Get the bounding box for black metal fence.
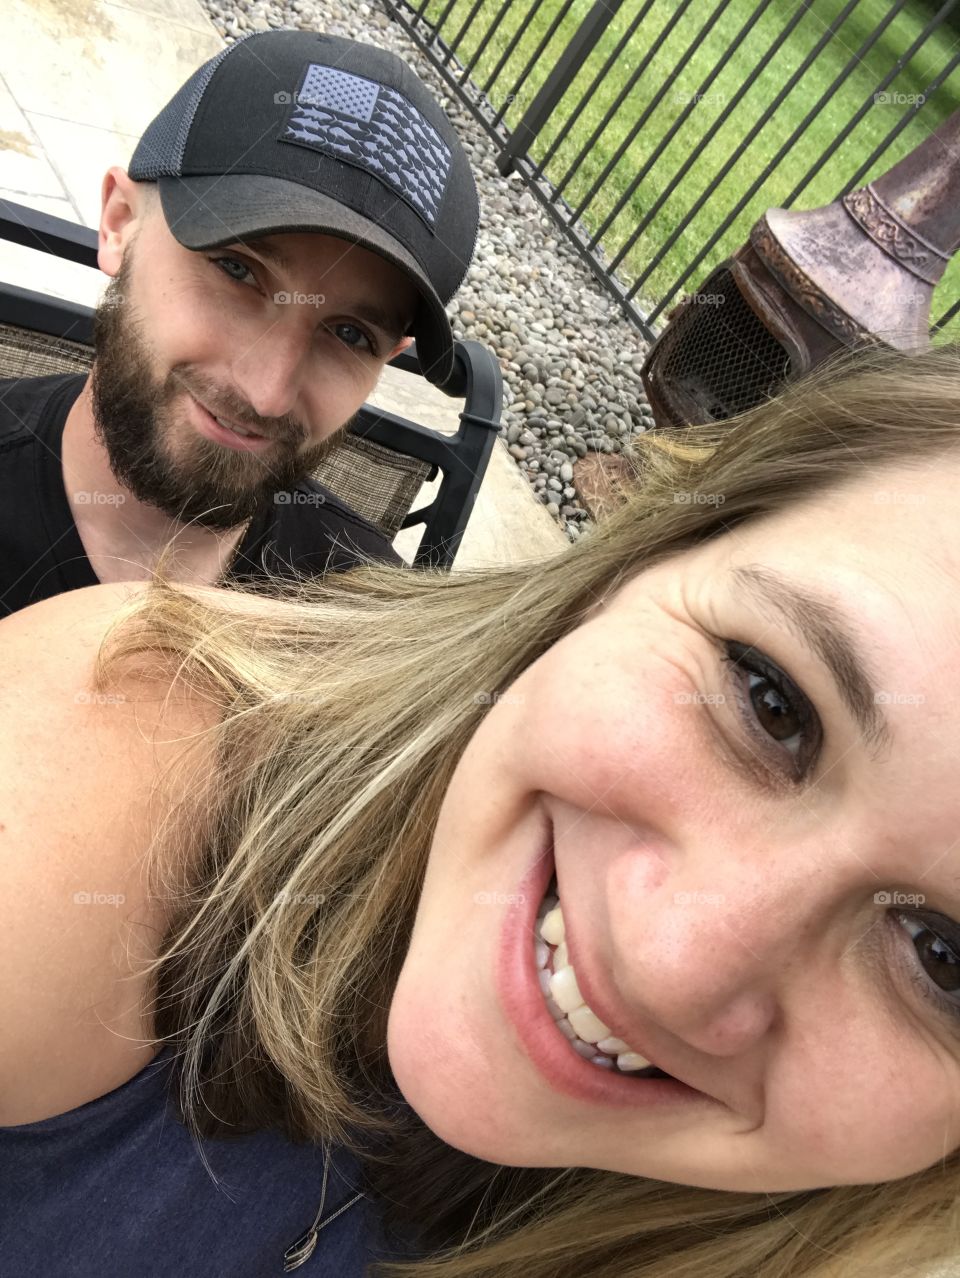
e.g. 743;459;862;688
383;0;960;342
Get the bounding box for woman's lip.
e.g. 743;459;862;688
187;393;274;453
495;817;717;1109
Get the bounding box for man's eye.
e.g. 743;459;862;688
334;323;375;354
211;256;255;286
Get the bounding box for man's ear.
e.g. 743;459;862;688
386;334;415;362
98;167;148;278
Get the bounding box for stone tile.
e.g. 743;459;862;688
23;111;139;229
105;0;221;35
3;0;222;138
366;360;460;438
376;362;567;569
0;75;72;209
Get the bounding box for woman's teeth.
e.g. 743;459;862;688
535;878;666;1077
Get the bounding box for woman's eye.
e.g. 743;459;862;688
719;640;822;781
333;323;375;354
894;912;960;1025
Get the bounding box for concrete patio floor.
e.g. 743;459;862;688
0;0;567;571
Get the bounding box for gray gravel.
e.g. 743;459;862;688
200;0;658;541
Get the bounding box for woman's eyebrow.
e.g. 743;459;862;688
727;564;893;760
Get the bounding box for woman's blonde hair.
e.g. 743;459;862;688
95;340;960;1278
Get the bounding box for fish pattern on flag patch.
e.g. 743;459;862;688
279;64;451;228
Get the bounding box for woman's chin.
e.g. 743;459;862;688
385;965;543;1165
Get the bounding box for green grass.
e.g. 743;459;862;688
420;0;960;341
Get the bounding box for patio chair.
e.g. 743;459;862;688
0;197;502;569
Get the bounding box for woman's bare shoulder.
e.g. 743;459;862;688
0;581;263;1121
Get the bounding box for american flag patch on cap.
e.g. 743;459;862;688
279;63;452;228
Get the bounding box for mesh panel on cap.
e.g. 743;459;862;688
129;32;257;180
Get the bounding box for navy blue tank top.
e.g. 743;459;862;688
0;1047;422;1276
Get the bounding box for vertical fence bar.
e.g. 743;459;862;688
429;0;460;46
480;2;541;95
838;54;960;197
554;0;700;204
627;0;884;312
442;0;486;67
605;0;801;275
591;0;773;258
780;1;960;208
572;0;740;227
932;295;960;333
458;2;516;85
491;0;578;131
495;0;623;174
529;0;656;183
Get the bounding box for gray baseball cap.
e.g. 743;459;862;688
128;29;480;385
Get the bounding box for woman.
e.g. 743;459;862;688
3;341;960;1277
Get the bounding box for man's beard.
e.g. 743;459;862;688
89;253;348;531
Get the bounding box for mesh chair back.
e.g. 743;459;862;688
0;323;95;379
0;320;431;540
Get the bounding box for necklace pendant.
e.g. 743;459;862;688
283;1227;319;1271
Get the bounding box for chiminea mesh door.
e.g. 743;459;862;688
643;265;792;426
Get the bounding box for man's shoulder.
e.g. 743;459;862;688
267;474;405;569
0;371;85;445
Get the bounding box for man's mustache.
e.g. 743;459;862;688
170;369;306;446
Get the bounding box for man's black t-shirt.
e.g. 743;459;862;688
0;373;404;619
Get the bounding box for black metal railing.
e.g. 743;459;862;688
384;0;960;341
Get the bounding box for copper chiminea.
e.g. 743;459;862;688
640;107;960;428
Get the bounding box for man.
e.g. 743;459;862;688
0;29;480;618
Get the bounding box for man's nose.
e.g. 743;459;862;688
229;321;313;423
609;850;832;1059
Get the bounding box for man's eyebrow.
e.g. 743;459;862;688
238;238;294;273
349;301;412;342
727;564;894;760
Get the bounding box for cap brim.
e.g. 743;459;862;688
156;173;455;386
